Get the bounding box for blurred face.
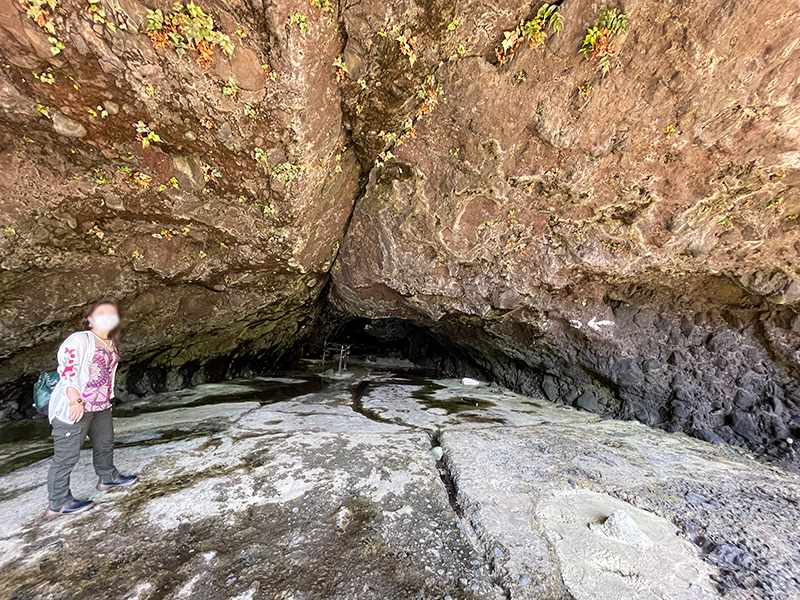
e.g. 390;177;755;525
89;304;120;332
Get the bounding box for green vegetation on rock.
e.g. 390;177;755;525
146;2;234;67
581;6;630;75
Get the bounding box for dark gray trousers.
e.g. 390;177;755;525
47;408;118;510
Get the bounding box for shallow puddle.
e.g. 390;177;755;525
0;375;323;476
113;376;325;417
0;369;502;477
417;395;496;414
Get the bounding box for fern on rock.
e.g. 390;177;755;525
580;6;629;76
496;3;564;65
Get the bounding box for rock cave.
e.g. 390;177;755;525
0;0;798;598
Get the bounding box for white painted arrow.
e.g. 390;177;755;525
587;316;614;332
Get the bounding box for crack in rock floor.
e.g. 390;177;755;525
0;363;798;600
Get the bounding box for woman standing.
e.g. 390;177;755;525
46;300;137;519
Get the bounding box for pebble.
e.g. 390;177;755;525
518;574;532;587
431;446;444;461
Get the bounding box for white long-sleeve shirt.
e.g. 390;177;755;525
49;331;118;424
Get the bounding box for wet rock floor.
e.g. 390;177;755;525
0;361;798;600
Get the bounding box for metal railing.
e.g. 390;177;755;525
321;342;351;374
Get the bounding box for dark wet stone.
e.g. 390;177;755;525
576;391;601;412
734;389;759;410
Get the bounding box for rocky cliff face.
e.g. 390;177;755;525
330;0;800;457
0;0;358;413
0;0;798;458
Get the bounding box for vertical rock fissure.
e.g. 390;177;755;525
429;429;515;599
429;429;464;518
345;380;516;595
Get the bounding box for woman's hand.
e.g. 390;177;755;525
68;401;84;423
66;387;84;422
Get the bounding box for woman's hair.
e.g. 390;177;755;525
80;299;121;346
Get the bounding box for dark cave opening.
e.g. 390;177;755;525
3;308;798;471
314;313;799;468
311;316;486;380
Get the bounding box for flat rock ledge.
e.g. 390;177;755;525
1;372;798;600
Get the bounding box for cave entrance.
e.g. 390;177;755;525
308;317;478;378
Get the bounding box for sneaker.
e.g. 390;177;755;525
45;499;95;520
96;473;138;491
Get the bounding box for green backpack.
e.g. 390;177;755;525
33;371;59;411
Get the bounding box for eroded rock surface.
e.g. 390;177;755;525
1;368;798;599
0;0;798;465
0;0;358;416
331;0;800;456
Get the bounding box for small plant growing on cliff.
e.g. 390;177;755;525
20;0;57;34
86;225;105;240
202;164;221;181
578;81;593;100
89;168;110;184
766;196;783;209
88;0;116;32
158;177;179;191
33;70;55;84
581;6;629;76
602;239;627;253
523;3;563;49
134;121;163;148
396;33;417;66
333;54;348;81
375;150;394;167
146;2;234;67
222;78;239;98
310;0;333;13
290;12;308;36
395;121;417;146
272;162;306;183
496;3;563;64
415;75;442;118
87;105;108;118
49;36;64;54
253;146;268;163
133;172;152;187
